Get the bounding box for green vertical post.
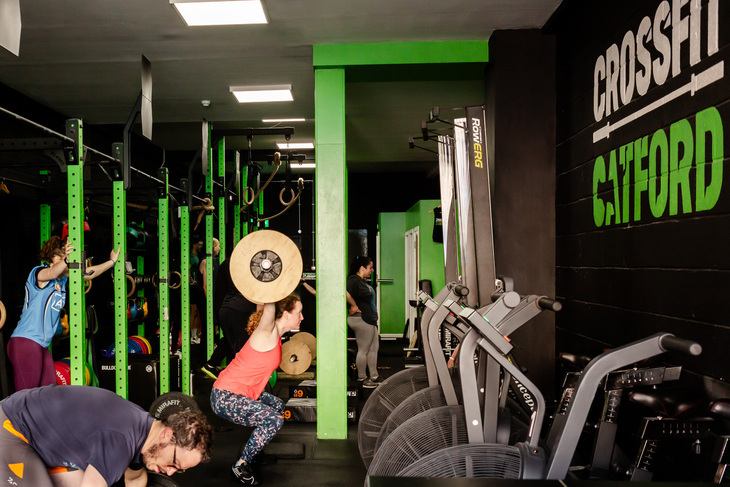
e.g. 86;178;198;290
314;68;348;438
218;138;226;261
65;119;86;386
111;143;129;398
240;166;249;239
205;125;214;358
180;179;191;395
39;170;52;244
40;175;51;353
233;151;242;245
157;168;171;394
258;188;265;228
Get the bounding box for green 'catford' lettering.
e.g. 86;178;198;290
634;136;649;221
607;150;620;225
695;106;723;211
669;118;693;216
648;128;669;218
592;106;724;228
593;155;606;227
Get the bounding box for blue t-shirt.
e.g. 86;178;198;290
11;265;68;348
1;385;153;485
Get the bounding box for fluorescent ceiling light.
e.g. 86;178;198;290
277;142;314;149
230;85;292;103
292;163;316;169
171;0;268;26
263;118;305;123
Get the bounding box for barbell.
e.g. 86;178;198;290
229;229;303;305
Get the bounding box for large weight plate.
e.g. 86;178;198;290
230;230;303;304
148;392;200;420
290;331;316;359
279;340;312;375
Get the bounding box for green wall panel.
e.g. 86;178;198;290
314;41;489;67
378;213;406;335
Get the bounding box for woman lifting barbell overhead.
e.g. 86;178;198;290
7;236;120;391
210;292;303;486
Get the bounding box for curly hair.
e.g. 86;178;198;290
246;292;301;335
163;409;214;462
39;236;65;264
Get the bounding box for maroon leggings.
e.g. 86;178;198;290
7;337;56;391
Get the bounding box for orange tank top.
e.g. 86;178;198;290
213;339;281;400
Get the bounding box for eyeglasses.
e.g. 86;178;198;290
171;442;186;474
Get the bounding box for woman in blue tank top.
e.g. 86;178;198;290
7;236;119;391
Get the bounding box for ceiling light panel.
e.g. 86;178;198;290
171;0;268;26
277;142;314;149
263;118;305;123
230;85;293;103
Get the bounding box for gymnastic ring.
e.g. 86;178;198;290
243;186;256;206
84;279;92;295
152;272;158;288
169;271;182;290
0;299;6;330
279;187;296;206
126;274;136;298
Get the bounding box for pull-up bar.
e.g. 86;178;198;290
0;105;120;164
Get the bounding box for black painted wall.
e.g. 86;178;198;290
485;30;557;399
550;0;730;393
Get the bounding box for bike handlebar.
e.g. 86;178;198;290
490;292;562;312
537;297;562;312
448;283;469;296
659;335;702;356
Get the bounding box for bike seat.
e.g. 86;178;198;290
558;352;592;370
709;400;730;420
628;389;705;418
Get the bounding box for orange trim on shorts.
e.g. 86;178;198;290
47;466;73;474
3;419;29;444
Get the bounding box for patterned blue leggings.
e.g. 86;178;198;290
211;387;285;465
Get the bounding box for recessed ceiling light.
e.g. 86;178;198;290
277;142;314;149
171;0;268;26
262;118;305;123
230;85;293;103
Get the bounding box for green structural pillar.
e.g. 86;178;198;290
310;41;490;439
157;168;171;394
180;179;191;395
65;119;87;386
314;67;348;439
111;143;129;398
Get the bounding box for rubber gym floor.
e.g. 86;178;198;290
172;339;405;487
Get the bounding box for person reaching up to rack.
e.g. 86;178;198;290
210;293;303;486
7;235;119;391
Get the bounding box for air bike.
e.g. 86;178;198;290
367;289;561;478
358;282;470;466
385;331;701;480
